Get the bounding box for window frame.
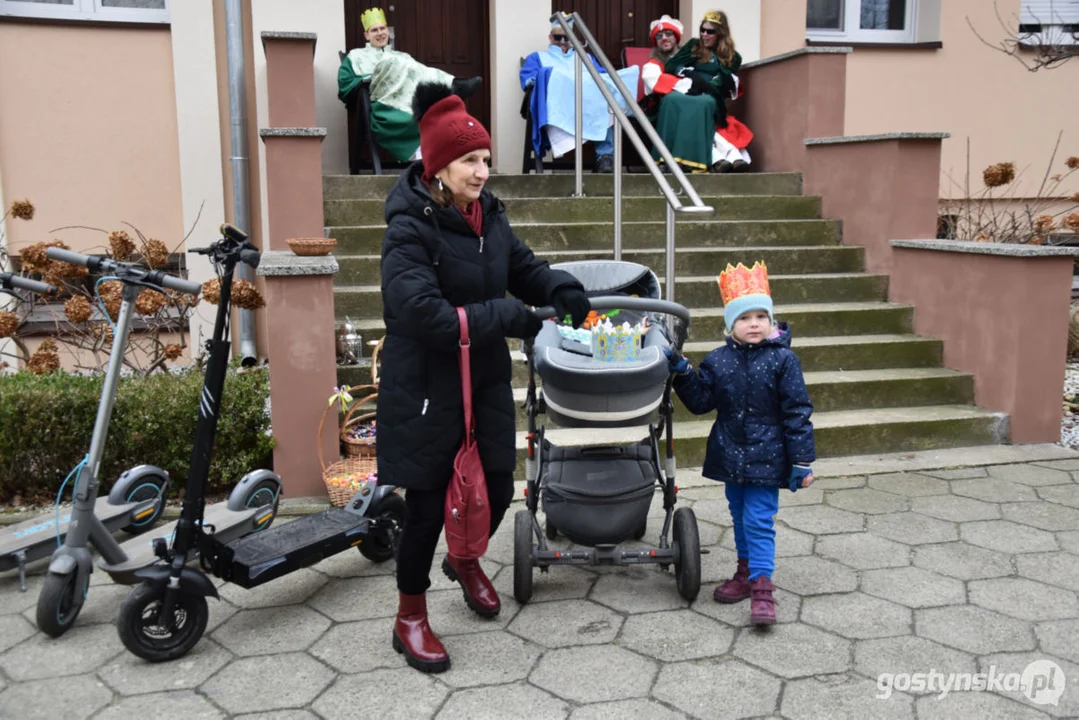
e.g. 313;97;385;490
0;0;169;25
806;0;918;44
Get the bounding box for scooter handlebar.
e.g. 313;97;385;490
1;273;56;295
45;247;200;296
46;246;99;269
147;270;202;297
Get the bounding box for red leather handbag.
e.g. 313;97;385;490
444;307;491;560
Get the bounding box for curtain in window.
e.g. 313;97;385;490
807;0;843;30
860;0;906;30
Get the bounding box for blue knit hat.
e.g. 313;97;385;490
724;293;773;334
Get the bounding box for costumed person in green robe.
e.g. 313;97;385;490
337;7;483;162
643;10;753;173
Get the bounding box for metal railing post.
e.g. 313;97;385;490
574;49;583;197
613;113;622;261
665;204;676;304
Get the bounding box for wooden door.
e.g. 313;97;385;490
344;0;490;129
554;0;678;67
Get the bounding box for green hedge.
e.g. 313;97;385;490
0;366;274;503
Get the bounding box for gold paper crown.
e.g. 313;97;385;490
701;9;727;26
361;7;387;31
717;261;770;306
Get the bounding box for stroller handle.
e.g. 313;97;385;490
534;295;691;329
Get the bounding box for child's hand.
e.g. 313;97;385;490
788;465;814;492
662;347;690;375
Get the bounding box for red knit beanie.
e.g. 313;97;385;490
413;82;491;182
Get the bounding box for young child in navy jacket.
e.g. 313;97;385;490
665;261;815;625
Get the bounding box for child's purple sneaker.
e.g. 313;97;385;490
713;557;751;603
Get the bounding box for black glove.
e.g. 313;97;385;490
687;73;712;97
501;300;545;339
551;286;590;329
522;309;544;338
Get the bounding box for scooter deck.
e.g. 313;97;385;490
0;497;147;572
218;509;369;589
98;501;274;582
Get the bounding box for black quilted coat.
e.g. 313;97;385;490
376;163;582;491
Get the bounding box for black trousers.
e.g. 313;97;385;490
395;471;515;595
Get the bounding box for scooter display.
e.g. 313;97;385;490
30;246;279;638
116;224;404;663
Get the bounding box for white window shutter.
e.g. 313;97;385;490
1021;0;1079;25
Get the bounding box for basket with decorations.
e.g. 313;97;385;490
337;384;378;458
319;385;378;506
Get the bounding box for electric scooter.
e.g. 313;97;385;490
32;245;280;637
0;273;171;599
116;224;403;663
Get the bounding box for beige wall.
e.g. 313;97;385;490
760;0;808;57
0;23;184;254
490;1;552;171
680;0;762;62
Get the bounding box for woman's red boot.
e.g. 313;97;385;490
392;592;450;673
713;557;751;603
442;555;501;617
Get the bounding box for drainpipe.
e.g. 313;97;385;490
225;0;258;366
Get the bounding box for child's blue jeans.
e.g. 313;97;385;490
725;482;780;580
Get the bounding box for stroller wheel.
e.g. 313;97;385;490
545;517;557;541
513;510;534;604
673;507;701;601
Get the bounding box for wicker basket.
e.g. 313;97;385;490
319;388;377;507
341;385;378;458
287;237;337;257
370;336;384;384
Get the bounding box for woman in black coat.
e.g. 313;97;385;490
378;82;589;673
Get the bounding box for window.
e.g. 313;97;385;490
1020;0;1079;46
807;0;916;43
0;0;168;24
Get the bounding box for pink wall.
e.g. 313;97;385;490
0;23;183;253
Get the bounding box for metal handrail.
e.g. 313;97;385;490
550;11;714;305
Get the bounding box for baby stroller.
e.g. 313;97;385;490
514;260;701;603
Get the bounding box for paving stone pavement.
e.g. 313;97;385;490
2;454;1079;719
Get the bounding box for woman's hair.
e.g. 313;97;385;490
695;11;736;67
428;176;456;208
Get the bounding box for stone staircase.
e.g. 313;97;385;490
325;173;1008;472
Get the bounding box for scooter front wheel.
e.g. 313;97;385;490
358;492;405;563
117;582;208;662
36;571;87;638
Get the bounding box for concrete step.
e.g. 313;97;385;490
512;405;1009;475
333;273;887;318
509;367;974;424
334;245;864;285
323;195;822;226
322;172;804;201
328;218;841;255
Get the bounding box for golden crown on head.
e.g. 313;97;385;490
717;261;770;305
701;9;727;26
362;7;387;31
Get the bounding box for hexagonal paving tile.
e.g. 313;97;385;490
781;673;915;720
1059;530;1079;554
779;505;864;535
921;467;987;480
773;556;858;596
1035;619;1079;664
0;623;122;681
816;475;868;490
589;566;690;614
978;651;1078;718
507;599;622;648
988;463;1073;486
1000;501;1079;532
217;568;327;609
1035;459;1079;471
969;577;1079;621
692;586;802;626
690;498;739;524
732;623;851;678
866;512;958;545
778;486;825;507
914;691;1050;720
960;520;1058;554
569;698;688;720
868;472;951;497
492;563;596;602
438;631;541;688
653;658;781;720
861;567;966;608
815;532;911;570
951;478;1038;503
307;575;399;622
0;574;45;616
439;682;570;720
68;583;131;626
92;690;224;720
424;587;517;636
854;636;977;688
0;614;35;654
0;673;112;720
912;542;1014;580
1016;551;1079;593
200;652;335;715
98;637;231;695
1037;483;1079;508
909;495;1000;522
827;488;910;515
531;645;657;704
205;596;240;634
313;548;397;578
914;605;1035;655
619;609;733;661
211;604;330;656
802;592;912;639
313;668;448;720
308;618;406;674
699;545;742;585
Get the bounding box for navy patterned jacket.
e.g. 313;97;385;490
673;323;816;487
